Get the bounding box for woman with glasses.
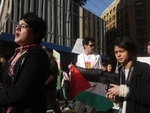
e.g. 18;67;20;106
106;36;150;113
0;12;49;113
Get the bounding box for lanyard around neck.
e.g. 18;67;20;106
120;66;134;85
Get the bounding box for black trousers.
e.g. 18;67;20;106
45;89;62;113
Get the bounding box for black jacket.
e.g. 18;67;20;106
0;46;49;113
118;61;150;113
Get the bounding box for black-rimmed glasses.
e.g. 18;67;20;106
15;24;30;29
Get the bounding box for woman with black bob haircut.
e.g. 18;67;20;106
114;36;138;60
20;12;47;44
106;36;150;113
0;12;50;113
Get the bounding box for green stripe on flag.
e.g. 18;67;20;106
74;91;113;111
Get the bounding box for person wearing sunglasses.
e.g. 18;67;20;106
74;37;103;113
0;12;50;113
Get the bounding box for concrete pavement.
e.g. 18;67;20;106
46;99;112;113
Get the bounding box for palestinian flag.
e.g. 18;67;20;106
69;65;117;111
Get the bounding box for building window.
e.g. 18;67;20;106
121;25;124;31
106;27;108;31
125;21;129;29
124;4;128;12
119;8;124;15
113;22;115;27
109;25;112;29
109;18;111;23
110;10;112;14
120;16;124;22
107;13;109;17
104;16;106;19
135;9;146;17
136;28;147;35
125;13;128;21
136;19;146;26
106;20;108;25
113;7;116;12
125;30;129;36
112;15;115;20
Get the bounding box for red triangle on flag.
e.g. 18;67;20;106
69;66;91;99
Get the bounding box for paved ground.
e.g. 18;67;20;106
47;99;74;113
47;109;75;113
46;99;113;113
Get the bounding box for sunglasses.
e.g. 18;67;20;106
88;44;94;47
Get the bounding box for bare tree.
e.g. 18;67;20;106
73;0;87;6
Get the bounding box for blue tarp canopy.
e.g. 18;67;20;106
0;32;72;53
0;32;108;63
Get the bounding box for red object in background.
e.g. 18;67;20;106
69;65;91;99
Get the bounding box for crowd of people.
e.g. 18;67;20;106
0;12;150;113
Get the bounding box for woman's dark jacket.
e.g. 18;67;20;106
118;61;150;113
0;46;50;113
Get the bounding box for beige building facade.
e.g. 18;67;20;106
101;0;120;56
101;0;150;56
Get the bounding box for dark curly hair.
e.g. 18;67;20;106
82;37;95;47
144;42;150;56
114;36;138;59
